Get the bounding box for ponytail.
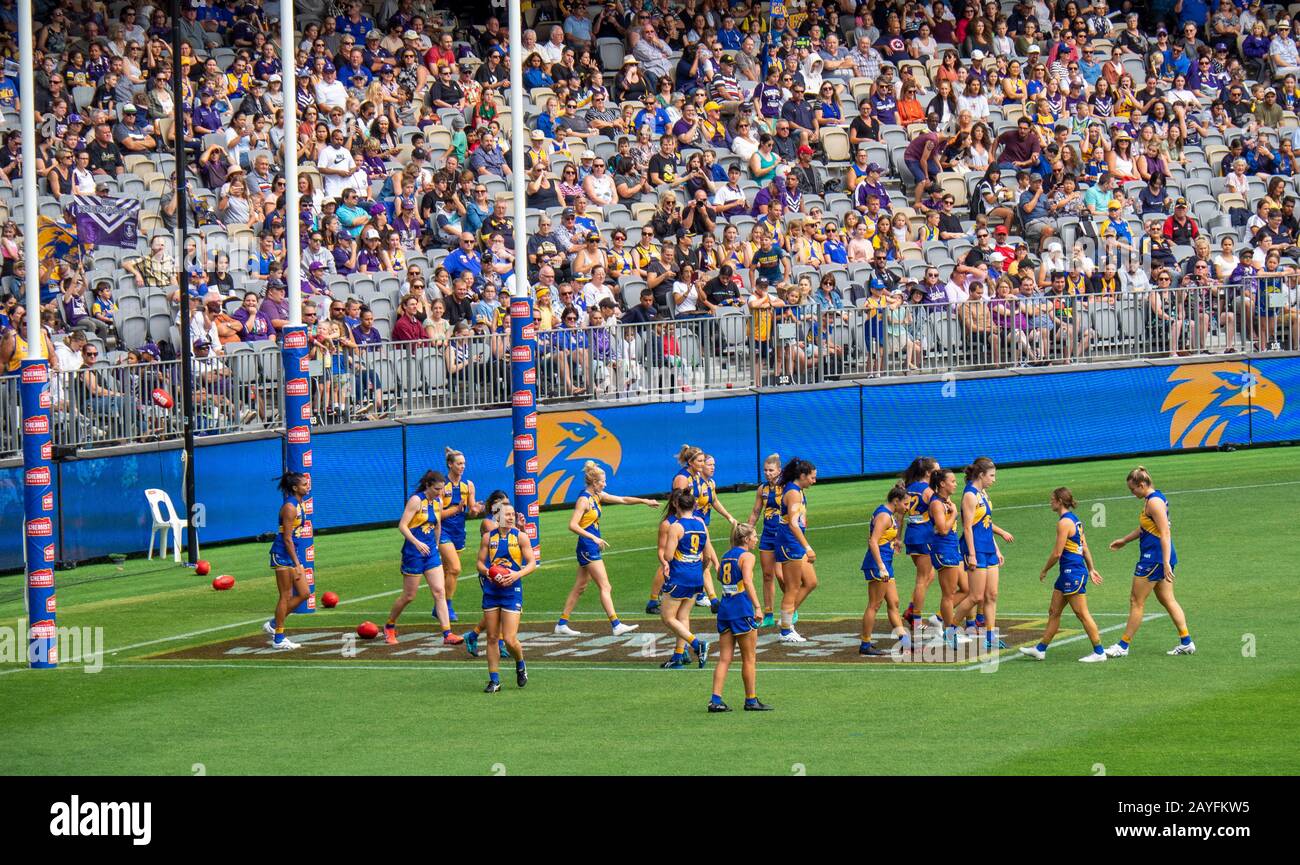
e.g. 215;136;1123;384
583;460;604;487
902;456;938;485
415;469;446;494
276;471;306;497
1126;465;1152;487
730;522;757;548
1053;486;1077;510
677;444;703;467
780;457;815;486
666;487;696;517
929;467;952;490
964;456;995;484
444;446;464;467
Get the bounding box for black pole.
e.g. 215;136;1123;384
170;0;198;565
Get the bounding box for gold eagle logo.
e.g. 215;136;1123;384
1162;363;1284;449
508;411;623;505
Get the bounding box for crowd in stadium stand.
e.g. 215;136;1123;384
2;0;1300;443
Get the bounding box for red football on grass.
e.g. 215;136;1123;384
195;560;211;576
357;621;379;639
321;591;339;608
488;564;512;587
152;388;174;409
211;575;235;590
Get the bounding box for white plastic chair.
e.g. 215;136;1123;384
145;489;198;563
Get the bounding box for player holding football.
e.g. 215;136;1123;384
1020;487;1107;662
709;522;772;712
1104;466;1196;658
461;489;509;658
477;499;537;692
555;461;657;637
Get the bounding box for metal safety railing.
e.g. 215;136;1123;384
1;282;1296;457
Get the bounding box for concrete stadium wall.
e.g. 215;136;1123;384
2;356;1297;571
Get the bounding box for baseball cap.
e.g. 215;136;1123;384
308;261;325;271
1027;44;1041;53
1175;197;1188;207
580;149;596;159
704;101;722;112
192;338;211;350
122;103;136;112
530;129;545;140
322;62;336;73
369;203;386;215
994;225;1008;236
269;73;281;82
721;53;734;63
797;144;814;155
866;162;883;173
1108;200;1122;210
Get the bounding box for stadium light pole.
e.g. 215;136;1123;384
18;0;57;667
508;0;540;556
170;0;198;566
278;1;317;613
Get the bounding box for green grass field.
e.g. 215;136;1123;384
2;447;1298;776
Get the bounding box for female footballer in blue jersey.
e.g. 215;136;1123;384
1105;466;1195;657
859;484;912;657
1020;487;1107;662
387;470;464;647
435;447;480;623
951;458;1015;650
263;472;312;650
694;454;739;607
928;468;973;648
648;445;708;614
657;488;716;669
775;457;818;643
900;457;940;629
477;499;538;692
555;461;657;637
709;523;772;712
747;453;784;628
461;489;509;657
